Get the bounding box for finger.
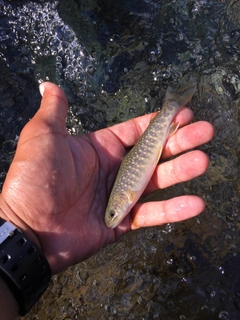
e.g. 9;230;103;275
108;107;194;148
131;195;205;229
145;150;209;193
162;121;214;159
21;82;69;141
38;82;69;132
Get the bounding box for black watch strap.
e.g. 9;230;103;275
0;217;51;316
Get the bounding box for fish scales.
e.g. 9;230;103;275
105;84;196;228
110;106;176;193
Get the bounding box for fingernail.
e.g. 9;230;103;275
39;83;45;97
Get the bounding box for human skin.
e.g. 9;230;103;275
0;82;214;276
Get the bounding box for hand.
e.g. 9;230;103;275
0;82;214;274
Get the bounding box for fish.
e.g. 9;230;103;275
104;84;196;229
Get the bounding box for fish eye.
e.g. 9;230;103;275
109;210;116;219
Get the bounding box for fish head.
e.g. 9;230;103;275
105;192;132;229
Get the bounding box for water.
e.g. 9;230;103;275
0;0;240;319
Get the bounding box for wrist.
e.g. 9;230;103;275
0;216;52;316
0;197;41;251
0;276;18;320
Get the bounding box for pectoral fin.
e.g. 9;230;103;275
169;122;180;137
126;190;137;202
156;145;163;163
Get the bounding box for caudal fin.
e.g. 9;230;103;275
164;83;196;107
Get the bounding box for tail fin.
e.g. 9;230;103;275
164;84;196;107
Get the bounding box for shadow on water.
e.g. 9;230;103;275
0;0;240;319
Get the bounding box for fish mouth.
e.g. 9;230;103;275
109;222;118;229
105;218;120;229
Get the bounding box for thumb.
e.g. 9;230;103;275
21;82;69;141
38;82;68;123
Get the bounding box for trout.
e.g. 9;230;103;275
105;84;196;228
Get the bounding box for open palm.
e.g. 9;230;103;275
0;82;214;274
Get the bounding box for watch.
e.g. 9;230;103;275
0;217;52;316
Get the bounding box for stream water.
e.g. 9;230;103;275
0;0;240;319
